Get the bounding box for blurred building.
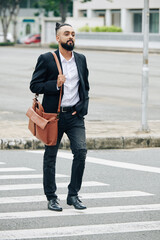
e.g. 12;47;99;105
0;0;71;43
0;7;43;43
17;8;42;40
73;0;160;33
0;0;159;44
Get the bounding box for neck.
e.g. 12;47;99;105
59;45;72;60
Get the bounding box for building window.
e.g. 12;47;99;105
26;23;31;35
149;9;159;33
93;10;105;18
111;10;121;27
79;10;87;17
130;10;142;33
133;13;142;32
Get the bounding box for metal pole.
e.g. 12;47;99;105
141;0;149;132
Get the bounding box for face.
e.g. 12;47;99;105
56;25;75;51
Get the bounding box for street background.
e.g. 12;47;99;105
0;30;160;240
1;0;160;239
0;46;160;144
0;46;160;122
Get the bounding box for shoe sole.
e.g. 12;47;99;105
48;206;63;211
67;200;87;210
67;200;72;206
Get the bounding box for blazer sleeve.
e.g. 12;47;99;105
30;54;59;95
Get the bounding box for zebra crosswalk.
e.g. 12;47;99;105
0;150;160;240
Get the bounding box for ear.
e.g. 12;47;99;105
56;35;60;42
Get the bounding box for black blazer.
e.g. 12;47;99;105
30;50;89;117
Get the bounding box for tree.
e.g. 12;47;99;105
34;0;72;22
36;0;112;23
34;0;93;23
12;2;20;42
0;0;21;42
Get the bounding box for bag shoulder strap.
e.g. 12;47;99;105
52;52;62;114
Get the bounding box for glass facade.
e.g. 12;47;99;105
133;13;142;33
129;8;160;34
93;10;106;18
149;9;159;33
79;10;87;17
111;10;121;27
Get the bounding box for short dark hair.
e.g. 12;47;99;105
55;22;72;35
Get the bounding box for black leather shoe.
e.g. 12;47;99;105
48;199;63;211
67;195;87;210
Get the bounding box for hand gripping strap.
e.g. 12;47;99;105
52;52;63;114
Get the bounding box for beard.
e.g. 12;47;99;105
61;40;74;51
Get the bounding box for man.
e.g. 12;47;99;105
30;22;89;211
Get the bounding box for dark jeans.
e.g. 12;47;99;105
43;111;87;201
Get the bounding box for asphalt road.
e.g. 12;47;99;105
0;148;160;240
0;46;160;122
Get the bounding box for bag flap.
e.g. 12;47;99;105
26;107;48;130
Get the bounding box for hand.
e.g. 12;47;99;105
57;74;66;88
72;111;77;115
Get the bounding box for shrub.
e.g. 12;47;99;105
78;25;122;32
78;26;91;32
49;43;59;49
0;42;15;46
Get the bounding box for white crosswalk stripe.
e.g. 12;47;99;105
0;191;153;204
0;167;35;172
0;162;5;164
0;181;108;191
27;150;160;174
0;174;68;180
1;221;160;240
0;204;160;220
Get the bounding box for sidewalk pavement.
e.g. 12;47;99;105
1;120;160;150
75;39;160;53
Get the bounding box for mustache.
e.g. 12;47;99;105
67;40;74;44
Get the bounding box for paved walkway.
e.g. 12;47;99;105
2;41;160;149
75;39;160;53
1;120;160;150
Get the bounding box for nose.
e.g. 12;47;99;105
69;34;73;39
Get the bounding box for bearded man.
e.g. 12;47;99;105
30;22;89;211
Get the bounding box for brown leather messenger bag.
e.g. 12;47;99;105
26;52;62;146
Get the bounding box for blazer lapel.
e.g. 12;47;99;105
74;52;85;93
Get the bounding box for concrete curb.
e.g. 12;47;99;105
75;45;160;54
13;44;160;54
1;136;160;150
